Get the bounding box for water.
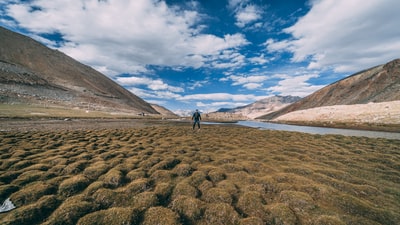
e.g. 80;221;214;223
235;121;400;140
0;198;16;213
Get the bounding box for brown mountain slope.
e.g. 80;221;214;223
0;26;158;114
150;104;179;118
258;58;400;120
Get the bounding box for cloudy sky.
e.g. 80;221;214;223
1;0;399;115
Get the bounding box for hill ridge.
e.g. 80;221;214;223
258;58;400;120
0;26;158;114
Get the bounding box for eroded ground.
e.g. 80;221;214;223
0;122;399;224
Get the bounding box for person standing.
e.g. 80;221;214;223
192;109;201;130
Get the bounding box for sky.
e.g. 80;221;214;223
1;0;400;115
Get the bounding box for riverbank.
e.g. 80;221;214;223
272;101;400;133
236;121;400;140
1;121;399;224
269;120;400;133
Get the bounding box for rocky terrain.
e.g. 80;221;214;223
257;59;400;127
215;95;301;119
151;104;179;119
0;26;160;115
274;101;400;124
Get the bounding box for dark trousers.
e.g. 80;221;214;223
193;120;200;129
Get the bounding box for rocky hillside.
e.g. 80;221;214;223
216;95;301;119
0;26;158;115
151;104;179;118
258;59;400;120
274;101;400;128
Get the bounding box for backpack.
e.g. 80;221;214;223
193;112;200;120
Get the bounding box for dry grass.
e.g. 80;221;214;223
0;123;399;224
0;103;162;119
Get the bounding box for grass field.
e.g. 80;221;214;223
0;122;399;224
0;104;161;119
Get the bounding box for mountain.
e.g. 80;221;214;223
0;26;158;115
151;104;179;118
258;59;400;120
217;95;301;119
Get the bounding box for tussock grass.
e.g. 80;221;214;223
76;207;140;225
101;169;125;188
82;161;109;180
142;206;180;225
43;195;96;225
237;191;267;219
91;188;128;209
0;184;19;202
265;203;298;225
0;195;59;225
0;124;399;224
62;160;87;175
58;174;90;197
126;169;146;181
202;203;240;225
150;169;174;183
171;181;199;200
202;187;232;204
239;217;264;225
124;178;152;195
10;182;56;206
12;170;49;186
130;191;159;211
170;195;205;223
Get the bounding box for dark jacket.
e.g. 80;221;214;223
192;111;201;121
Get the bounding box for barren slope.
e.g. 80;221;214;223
0;26;158;114
274;100;400;125
259;59;400;120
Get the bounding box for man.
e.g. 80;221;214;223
192;109;201;130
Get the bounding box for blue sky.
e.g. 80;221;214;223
1;0;399;115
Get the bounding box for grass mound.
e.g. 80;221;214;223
58;175;90;197
0;124;399;224
202;203;240;225
77;207;139;225
142;206;180;225
170;195;205;223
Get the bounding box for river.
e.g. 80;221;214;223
234;121;400;140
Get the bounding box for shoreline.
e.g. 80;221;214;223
264;120;400;133
1;117;399;134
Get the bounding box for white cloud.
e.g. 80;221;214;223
117;76;183;93
188;80;208;90
227;0;262;28
228;0;249;9
243;83;262;89
191;33;249;55
234;5;262;28
224;74;269;90
127;87;182;100
179;93;265;102
267;73;325;97
195;101;249;112
265;0;400;73
4;0;250;75
249;53;269;65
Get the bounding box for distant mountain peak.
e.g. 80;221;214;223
215;95;301;119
